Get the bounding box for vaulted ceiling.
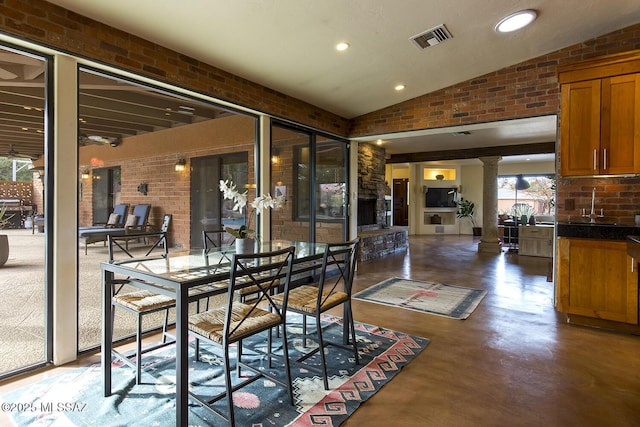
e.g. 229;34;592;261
1;1;640;162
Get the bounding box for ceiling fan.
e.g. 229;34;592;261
4;144;37;160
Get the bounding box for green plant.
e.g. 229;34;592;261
456;197;478;228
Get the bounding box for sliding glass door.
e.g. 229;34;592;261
271;122;349;243
0;45;50;378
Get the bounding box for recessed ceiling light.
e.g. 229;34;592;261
376;139;384;145
336;42;350;51
395;84;406;91
495;9;537;33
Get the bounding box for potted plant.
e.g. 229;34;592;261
0;204;14;267
219;180;286;253
457;197;481;236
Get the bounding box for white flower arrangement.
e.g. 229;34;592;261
219;180;285;239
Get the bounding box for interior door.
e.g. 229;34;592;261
393;178;409;226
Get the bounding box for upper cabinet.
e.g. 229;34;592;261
558;50;640;176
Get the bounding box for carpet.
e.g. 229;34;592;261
354;277;487;319
0;314;428;426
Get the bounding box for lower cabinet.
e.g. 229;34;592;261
519;225;554;257
556;237;639;324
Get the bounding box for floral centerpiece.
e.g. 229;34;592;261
219;180;285;242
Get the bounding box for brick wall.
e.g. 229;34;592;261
350;24;640;137
0;0;349;137
350;24;640;224
4;1;640;229
555;177;640;224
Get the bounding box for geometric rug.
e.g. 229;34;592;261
354;277;487;320
0;314;429;426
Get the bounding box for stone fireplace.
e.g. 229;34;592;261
357;143;388;229
357;198;377;226
357;143;408;261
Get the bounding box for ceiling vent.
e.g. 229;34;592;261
410;24;452;50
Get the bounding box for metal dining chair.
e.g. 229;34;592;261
271;238;360;390
107;231;175;384
188;246;296;426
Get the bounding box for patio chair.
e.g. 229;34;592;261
79;204;152;254
271;238;360;390
107;231;175;384
188;246;296;426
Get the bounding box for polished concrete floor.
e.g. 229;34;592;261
1;235;639;426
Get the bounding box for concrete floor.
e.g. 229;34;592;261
1;234;640;426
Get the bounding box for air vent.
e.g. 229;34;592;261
410;24;452;50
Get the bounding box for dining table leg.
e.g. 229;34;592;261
102;268;113;397
176;285;189;425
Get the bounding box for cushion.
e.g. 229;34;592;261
106;213;120;225
124;214;139;227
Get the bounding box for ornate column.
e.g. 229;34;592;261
478;156;502;253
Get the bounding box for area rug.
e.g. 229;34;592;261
354;277;487;319
0;314;428;426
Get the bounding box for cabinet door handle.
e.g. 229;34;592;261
603;148;607;170
593;149;597;171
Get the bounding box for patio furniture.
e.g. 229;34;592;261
79;204;151;254
107;231;175;384
188;246;296;426
271;238;360;390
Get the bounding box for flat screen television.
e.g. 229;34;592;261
425;187;457;208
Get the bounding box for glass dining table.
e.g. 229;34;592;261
101;240;329;426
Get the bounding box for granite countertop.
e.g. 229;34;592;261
557;221;640;241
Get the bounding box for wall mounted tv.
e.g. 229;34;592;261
425;187;458;208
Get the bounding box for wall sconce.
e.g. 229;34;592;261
81;169;90;179
271;147;280;165
175;158;187;172
137;183;148;196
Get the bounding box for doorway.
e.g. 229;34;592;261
91;167;120;224
393;178;409;226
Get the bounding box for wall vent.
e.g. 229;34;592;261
410;24;452;50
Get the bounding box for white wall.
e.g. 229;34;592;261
458;164;483;235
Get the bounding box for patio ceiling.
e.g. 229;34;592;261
0;51;230;161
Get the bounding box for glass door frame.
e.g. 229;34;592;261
0;42;54;380
270;120;350;243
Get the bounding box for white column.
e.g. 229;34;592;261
478;156;502;254
53;54;78;364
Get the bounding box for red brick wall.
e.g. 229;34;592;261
0;0;349;137
349;24;640;224
350;24;640;137
4;1;640;226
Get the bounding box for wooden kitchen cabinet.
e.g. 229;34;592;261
558;51;640;176
556;237;638;324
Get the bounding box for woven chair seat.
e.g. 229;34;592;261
272;285;348;314
113;289;175;312
189;303;281;344
236;277;280;296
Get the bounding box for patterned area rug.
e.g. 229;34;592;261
354;277;487;319
1;314;428;426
